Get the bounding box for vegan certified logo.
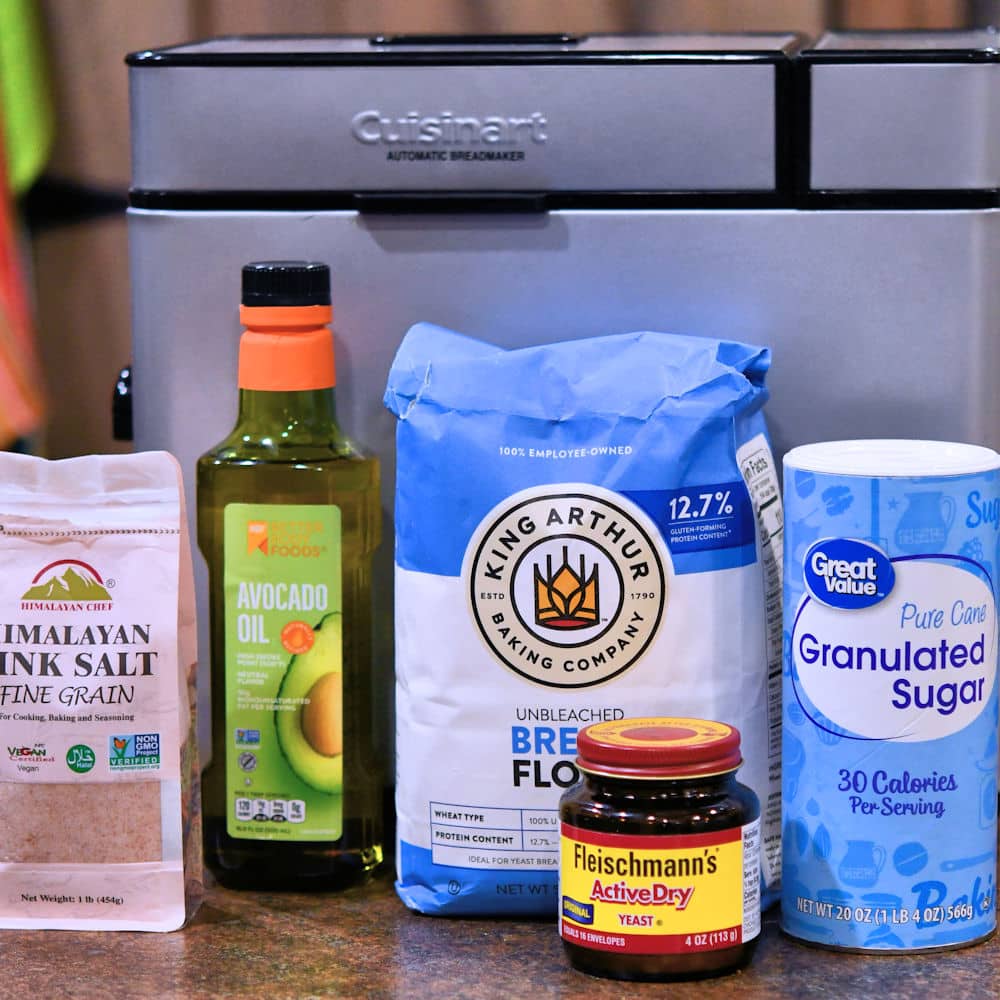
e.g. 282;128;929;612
8;743;53;764
20;559;112;612
466;486;668;689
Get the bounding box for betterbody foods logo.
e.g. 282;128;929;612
20;560;112;612
466;487;668;688
247;520;327;559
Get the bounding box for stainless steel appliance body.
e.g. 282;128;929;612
128;31;1000;756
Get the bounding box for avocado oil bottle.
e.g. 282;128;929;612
197;261;382;889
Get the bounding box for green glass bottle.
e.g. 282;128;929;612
197;261;382;889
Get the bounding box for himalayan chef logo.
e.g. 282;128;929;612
20;559;112;611
466;486;668;689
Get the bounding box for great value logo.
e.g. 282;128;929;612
466;486;668;688
803;538;895;610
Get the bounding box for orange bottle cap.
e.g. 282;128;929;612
238;304;336;391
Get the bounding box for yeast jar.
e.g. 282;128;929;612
558;717;761;981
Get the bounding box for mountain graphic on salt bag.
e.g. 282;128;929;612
22;564;110;601
385;323;784;917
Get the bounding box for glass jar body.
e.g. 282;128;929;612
559;770;760;981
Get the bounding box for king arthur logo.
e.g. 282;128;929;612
465;485;669;689
535;547;599;630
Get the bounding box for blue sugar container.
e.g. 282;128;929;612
782;440;999;951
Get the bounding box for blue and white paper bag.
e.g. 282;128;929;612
386;324;783;915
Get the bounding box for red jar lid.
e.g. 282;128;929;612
576;717;742;779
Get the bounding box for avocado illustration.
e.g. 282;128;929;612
274;612;343;794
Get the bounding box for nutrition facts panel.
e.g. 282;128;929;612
429;802;560;870
737;433;785;891
737;434;784;761
234;797;306;823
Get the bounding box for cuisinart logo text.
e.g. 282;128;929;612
351;109;548;146
466;487;667;689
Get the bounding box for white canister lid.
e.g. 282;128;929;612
783;439;1000;477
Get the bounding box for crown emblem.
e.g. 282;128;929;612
534;547;599;630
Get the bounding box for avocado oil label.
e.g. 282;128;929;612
559;822;761;954
223;503;343;841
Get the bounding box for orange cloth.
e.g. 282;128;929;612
0;128;45;443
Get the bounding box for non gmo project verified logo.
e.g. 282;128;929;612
109;733;160;770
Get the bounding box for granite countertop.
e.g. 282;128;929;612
6;867;1000;999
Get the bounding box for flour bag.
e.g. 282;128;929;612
385;324;783;915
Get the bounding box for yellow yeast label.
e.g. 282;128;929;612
559;821;761;954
